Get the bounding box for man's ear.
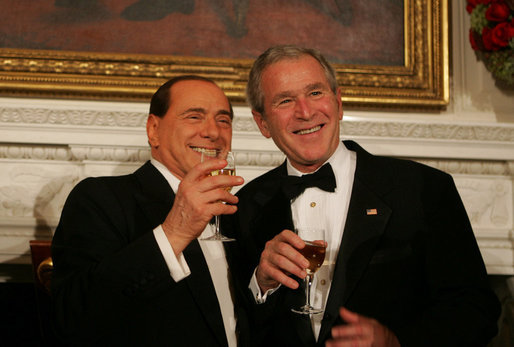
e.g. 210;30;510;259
336;87;343;121
252;111;272;138
146;114;160;147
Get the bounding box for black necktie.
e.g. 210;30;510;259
282;163;336;200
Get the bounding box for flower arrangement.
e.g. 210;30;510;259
467;0;514;86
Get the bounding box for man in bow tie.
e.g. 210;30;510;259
225;45;500;346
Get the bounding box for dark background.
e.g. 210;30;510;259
0;264;512;346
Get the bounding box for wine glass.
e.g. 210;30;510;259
200;149;236;242
291;227;327;315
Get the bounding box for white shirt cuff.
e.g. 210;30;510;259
153;225;191;282
248;267;280;304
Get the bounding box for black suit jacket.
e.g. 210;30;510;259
227;141;500;347
52;161;248;346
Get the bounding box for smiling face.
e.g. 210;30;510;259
252;55;343;173
147;79;232;180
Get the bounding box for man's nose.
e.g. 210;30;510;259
294;97;313;120
200;116;220;139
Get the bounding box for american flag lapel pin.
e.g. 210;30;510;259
366;208;378;215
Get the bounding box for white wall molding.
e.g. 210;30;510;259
1;142;512;176
2;103;514;142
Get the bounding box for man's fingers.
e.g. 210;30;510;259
196;158;229;177
256;230;311;290
257;262;300;290
327;308;400;347
265;232;310;273
339;307;361;324
190;173;244;194
210;199;238;216
277;229;305;250
194;187;239;206
167;158;241;238
325;335;372;347
330;308;370;340
185;158;242;183
262;246;307;281
331;321;373;339
188;161;244;198
207;175;244;195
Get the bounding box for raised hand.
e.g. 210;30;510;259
255;229;310;292
326;308;400;347
161;158;243;254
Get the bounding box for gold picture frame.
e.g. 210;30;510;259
0;0;448;109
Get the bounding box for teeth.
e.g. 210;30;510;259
191;147;217;155
296;125;321;135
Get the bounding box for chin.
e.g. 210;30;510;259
302;149;329;161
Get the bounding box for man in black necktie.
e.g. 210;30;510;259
225;45;500;346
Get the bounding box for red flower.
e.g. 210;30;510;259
467;0;509;13
485;2;511;22
491;22;512;47
482;27;502;50
467;0;480;13
469;2;514;52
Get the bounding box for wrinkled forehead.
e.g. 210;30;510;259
261;56;330;94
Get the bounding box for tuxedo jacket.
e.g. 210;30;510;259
226;141;500;347
51;161;249;346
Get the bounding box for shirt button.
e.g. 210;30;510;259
310;202;316;207
320;279;326;285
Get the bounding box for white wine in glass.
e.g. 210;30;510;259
292;228;326;315
200;150;236;242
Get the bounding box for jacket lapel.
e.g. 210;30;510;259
318;177;391;342
134;161;175;228
248;163;295;255
318;141;393;343
134;161;228;346
184;240;228;347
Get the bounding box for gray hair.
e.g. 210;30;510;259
246;45;338;115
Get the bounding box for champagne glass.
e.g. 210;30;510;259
200;150;236;242
292;228;327;315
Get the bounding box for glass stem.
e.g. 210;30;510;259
305;274;313;309
215;215;220;236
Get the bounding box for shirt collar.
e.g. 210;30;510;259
286;141;350;180
150;157;181;193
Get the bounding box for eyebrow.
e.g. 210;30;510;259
180;107;232;118
180;107;206;116
305;82;327;92
217;109;232;117
270;82;328;105
271;91;293;106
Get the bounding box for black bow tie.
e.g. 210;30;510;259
282;163;336;200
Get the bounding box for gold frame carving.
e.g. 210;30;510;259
0;0;448;109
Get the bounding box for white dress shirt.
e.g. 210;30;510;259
250;141;356;340
150;158;237;347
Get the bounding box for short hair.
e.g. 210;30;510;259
246;45;338;115
150;75;233;119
